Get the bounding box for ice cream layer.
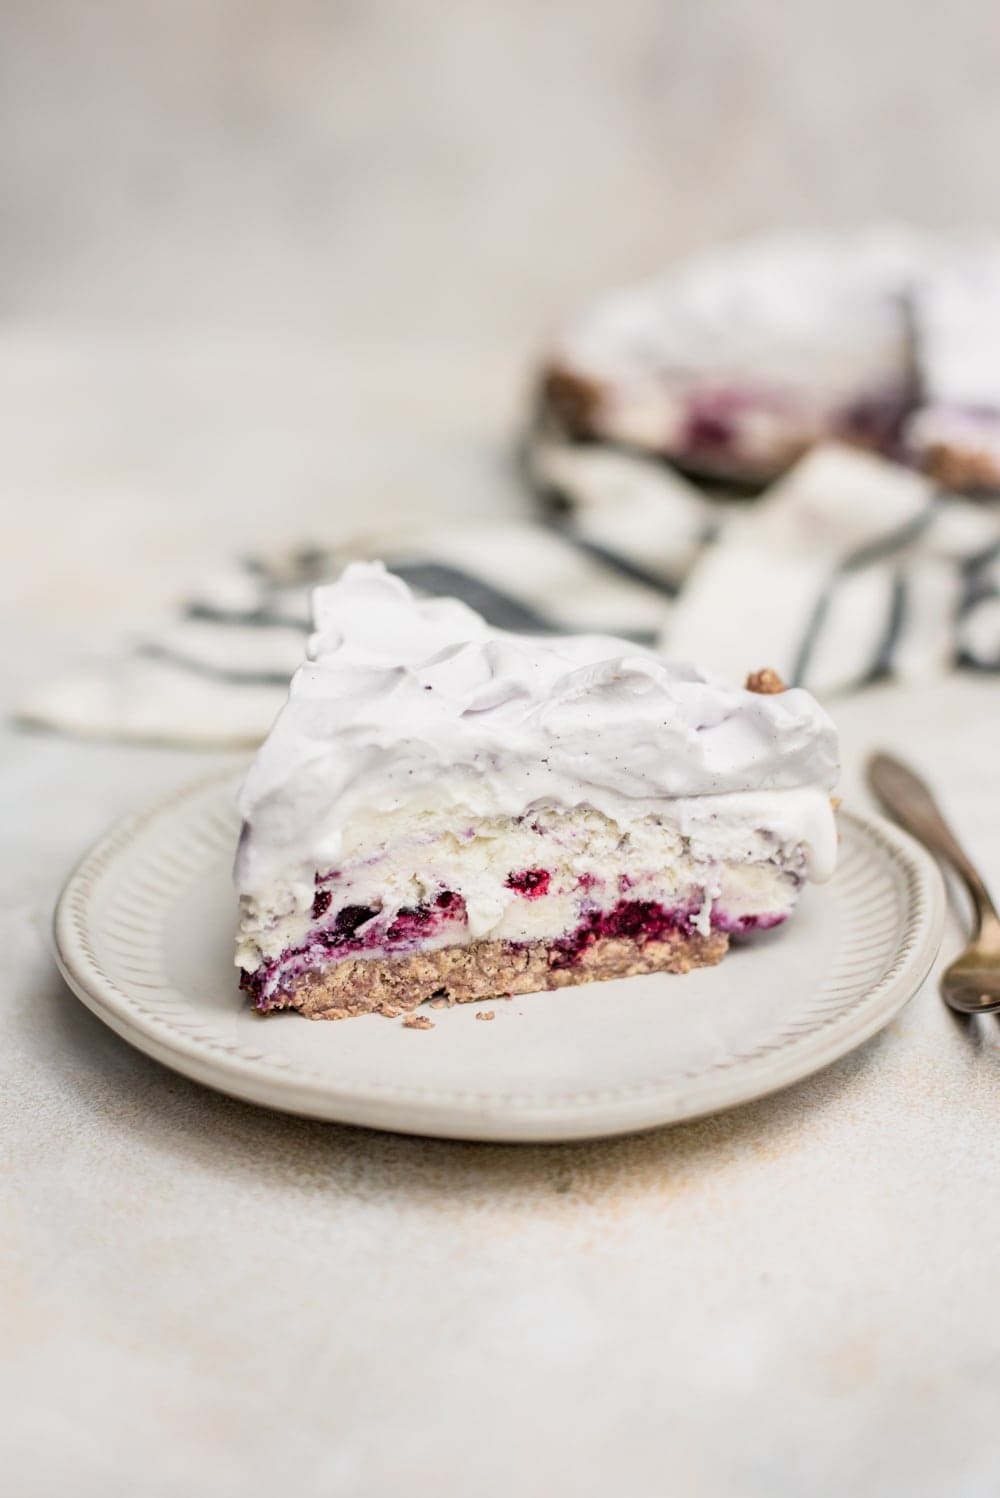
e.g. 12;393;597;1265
237;796;828;1003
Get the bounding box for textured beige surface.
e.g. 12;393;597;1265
3;333;1000;1494
6;680;1000;1498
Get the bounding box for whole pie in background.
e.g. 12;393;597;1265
532;228;1000;494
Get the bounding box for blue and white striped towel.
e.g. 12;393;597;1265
19;443;1000;746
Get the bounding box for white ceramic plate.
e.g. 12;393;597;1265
53;770;944;1142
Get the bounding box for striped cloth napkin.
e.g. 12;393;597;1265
19;443;1000;747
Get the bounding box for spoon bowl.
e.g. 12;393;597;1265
940;932;1000;1015
868;751;1000;1018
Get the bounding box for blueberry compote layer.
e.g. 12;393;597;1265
241;871;792;1011
548;898;784;968
241;890;467;1008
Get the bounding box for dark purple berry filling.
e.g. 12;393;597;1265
685;408;735;453
242;888;790;1010
839;385;914;457
243;891;467;1008
681;388;774;458
550;898;698;968
330;904;378;941
506;868;551;898
703;910;787;935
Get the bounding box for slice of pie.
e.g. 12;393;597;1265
536;229;919;486
235;564;839;1019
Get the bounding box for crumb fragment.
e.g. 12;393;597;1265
428;997;451;1009
830;796;842;811
402;1014;434;1030
745;667;786;695
380;1005;404;1018
476;1010;496;1022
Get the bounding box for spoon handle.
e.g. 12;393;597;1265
867;751;1000;939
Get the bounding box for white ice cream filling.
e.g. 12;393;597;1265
237;791;833;975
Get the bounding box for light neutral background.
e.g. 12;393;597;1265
7;0;1000;633
3;0;1000;343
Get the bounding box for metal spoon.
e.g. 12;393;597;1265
867;751;1000;1014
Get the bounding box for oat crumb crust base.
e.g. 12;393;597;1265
273;930;730;1021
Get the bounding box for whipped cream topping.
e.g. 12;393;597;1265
554;229;1000;413
554;228;922;398
235;564;839;904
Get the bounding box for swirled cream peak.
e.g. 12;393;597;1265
236;563;838;897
